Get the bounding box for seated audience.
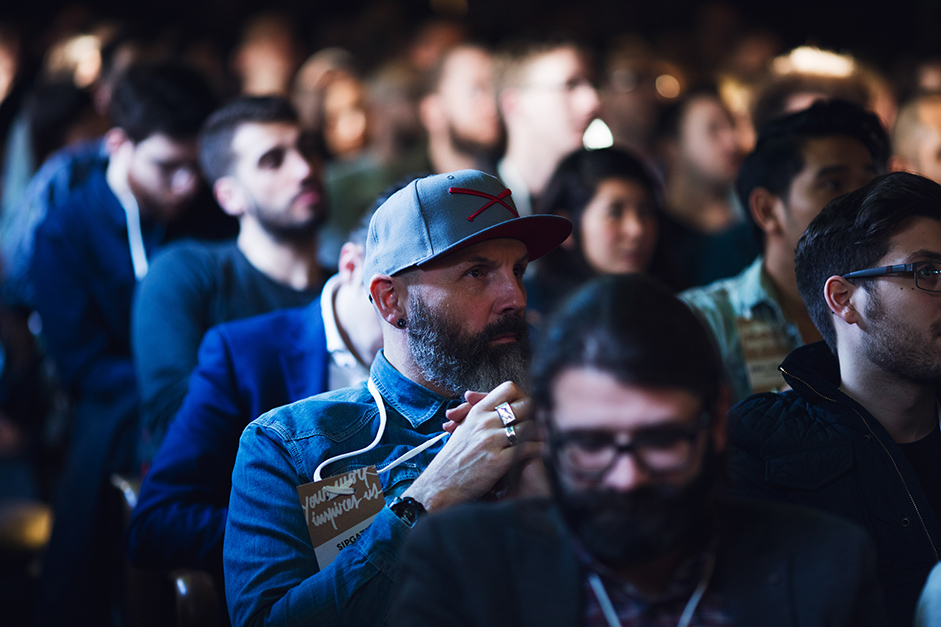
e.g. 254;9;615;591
30;61;216;627
223;169;571;626
728;171;941;627
681;100;887;401
526;146;681;319
132;96;327;464
126;219;382;624
391;273;884;626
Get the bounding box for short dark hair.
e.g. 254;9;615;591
736;99;889;244
795;172;941;352
198;96;300;184
108;61;217;144
531;274;723;418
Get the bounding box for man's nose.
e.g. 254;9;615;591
496;271;526;314
620;212;645;239
288;149;313;181
603;450;650;492
171;168;199;197
579;82;601;118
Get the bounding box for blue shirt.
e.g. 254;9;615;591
679;256;803;402
224;351;452;626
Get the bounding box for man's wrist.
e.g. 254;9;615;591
389;495;426;528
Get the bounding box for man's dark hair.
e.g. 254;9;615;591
109;61;217;144
531;274;723;417
795;172;941;353
736;99;889;244
198;96;300;184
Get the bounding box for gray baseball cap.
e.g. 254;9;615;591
364;169;572;282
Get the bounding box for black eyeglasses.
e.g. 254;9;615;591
842;261;941;293
550;412;710;482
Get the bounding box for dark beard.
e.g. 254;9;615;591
863;288;941;386
447;122;503;163
549;452;717;570
249;182;327;245
406;295;531;397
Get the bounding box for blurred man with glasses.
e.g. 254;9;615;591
391;274;883;627
493;40;600;216
729;172;941;627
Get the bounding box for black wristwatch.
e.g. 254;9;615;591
389;496;426;528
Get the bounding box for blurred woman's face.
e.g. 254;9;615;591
579;177;658;275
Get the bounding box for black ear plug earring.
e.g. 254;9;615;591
397;318;407;328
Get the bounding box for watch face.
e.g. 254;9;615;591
392;497;425;527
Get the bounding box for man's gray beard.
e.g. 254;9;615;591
406;295;531;397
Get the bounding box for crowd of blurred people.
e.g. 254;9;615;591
4;1;941;626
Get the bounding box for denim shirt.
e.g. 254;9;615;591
224;350;452;627
679;256;803;402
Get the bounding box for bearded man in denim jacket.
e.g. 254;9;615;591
223;169;571;626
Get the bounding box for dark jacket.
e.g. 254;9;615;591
728;340;941;627
390;497;884;627
126;300;330;584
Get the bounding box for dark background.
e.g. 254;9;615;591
5;0;939;71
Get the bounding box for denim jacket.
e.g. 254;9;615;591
224;350;452;626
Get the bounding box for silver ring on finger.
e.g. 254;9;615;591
495;401;516;426
504;423;519;447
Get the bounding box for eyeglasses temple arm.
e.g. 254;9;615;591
843;263;912;279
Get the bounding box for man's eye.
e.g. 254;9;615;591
917;263;941;277
569;434;610;452
259;150;285;168
466;268;483;278
636;429;688;449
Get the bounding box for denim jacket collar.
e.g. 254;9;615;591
370;350;453;429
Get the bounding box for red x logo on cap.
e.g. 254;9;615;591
449;187;518;221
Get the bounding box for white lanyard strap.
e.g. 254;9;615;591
312;377;447;482
120;193;149;280
587;549;716;627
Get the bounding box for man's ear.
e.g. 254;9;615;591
213;176;245;217
749;187;783;237
369;275;406;327
103;127;130;157
824;275;861;325
337;242;364;285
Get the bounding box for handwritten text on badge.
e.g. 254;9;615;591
297;466;385;569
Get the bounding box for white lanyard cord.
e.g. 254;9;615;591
312;377;447;482
587;549;716;627
120;193;149;280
